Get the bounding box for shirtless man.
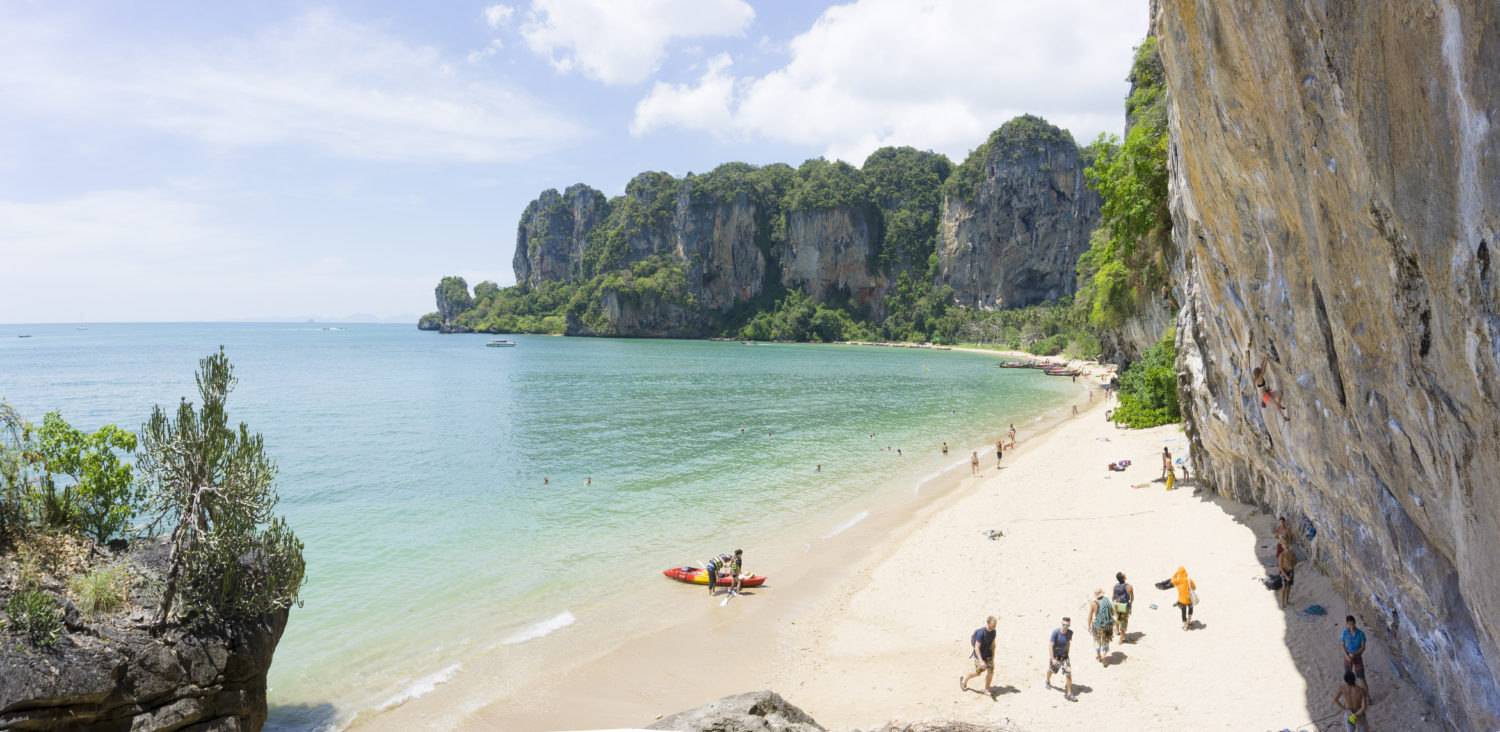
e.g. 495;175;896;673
995;440;1004;469
1334;670;1370;731
1278;539;1299;609
942;442;949;456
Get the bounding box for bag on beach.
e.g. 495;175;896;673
1188;588;1200;606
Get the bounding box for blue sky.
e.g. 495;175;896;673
1;0;1149;323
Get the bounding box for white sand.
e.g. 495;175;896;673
352;366;1443;732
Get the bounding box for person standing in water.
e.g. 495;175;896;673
1008;424;1016;444
942;442;949;456
970;451;980;476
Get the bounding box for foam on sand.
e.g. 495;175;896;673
822;510;869;539
504;610;577;645
378;663;461;711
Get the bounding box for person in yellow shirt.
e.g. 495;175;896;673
1171;566;1196;631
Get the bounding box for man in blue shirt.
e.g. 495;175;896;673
961;616;998;695
1341;616;1370;697
1045;617;1077;701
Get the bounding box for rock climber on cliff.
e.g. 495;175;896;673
1251;354;1290;422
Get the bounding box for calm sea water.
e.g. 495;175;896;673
0;324;1077;728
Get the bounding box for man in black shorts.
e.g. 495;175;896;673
1045;617;1077;701
1278;541;1298;609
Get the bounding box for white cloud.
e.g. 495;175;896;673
484;4;516;28
467;38;506;64
629;0;1146;162
520;0;754;84
0;9;586;163
631;54;735;136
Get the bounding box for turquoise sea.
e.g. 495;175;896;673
0;324;1078;728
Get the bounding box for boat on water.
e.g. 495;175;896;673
17;334;31;338
662;566;767;588
486;338;517;347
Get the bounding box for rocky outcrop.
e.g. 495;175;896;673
647;691;824;732
0;537;288;731
513;184;608;285
674;186;767;313
1158;1;1500;728
583;289;710;339
937;117;1100;309
783;207;886;314
434;276;473;325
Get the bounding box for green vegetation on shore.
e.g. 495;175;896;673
1111;329;1181;428
1;350;305;641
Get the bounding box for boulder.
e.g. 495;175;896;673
648;690;824;732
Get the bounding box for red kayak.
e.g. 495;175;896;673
663;566;767;587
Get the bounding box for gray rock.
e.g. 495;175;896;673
0;537;289;731
647;690;824;732
1155;0;1500;728
937;116;1100;310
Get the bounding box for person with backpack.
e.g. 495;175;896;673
1112;572;1135;641
1089;588;1115;665
960;615;998;695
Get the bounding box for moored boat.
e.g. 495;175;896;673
662;566;767;587
486;338;516;347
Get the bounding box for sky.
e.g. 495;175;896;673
0;0;1150;324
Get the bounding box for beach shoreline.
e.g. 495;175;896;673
344;348;1105;731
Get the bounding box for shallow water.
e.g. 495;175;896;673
0;324;1078;728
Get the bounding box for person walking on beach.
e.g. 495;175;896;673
1341;616;1371;697
1045;617;1077;701
1334;670;1370;731
1171;566;1196;630
1072;404;1078;416
995;440;1004;469
1278;540;1298;609
1008;424;1016;444
1112;572;1134;641
971;451;979;477
1089;589;1115;665
961;615;998;695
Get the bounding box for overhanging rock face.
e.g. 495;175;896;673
1157;1;1500;728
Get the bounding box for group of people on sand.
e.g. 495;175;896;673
1275;517;1372;730
704;549;744;597
962;568;1199;703
965;424;1018;477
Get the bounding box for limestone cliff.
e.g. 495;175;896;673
782;206;887;315
938;117;1100;310
1159;0;1500;727
513;184;608;285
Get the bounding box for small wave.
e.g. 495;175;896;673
504;610;576;645
378;663;461;711
823;510;869;539
912;470;942;497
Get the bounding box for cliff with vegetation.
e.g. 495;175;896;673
1159;0;1500;727
938;115;1100;310
423;117;1103;343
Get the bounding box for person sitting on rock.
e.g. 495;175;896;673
1251;354;1290;422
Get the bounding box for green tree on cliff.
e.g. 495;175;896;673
138;348;305;628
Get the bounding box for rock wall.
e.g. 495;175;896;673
1158;1;1500;727
663;182;766;313
937;125;1100;309
513;184;608;285
782;207;887;314
0;538;288;731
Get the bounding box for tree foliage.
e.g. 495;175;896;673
1111;329;1181;428
0;403;138;546
1076;37;1172;331
137;348;305;626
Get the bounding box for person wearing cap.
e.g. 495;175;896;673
1045;617;1077;701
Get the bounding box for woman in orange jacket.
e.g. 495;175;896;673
1171;566;1196;631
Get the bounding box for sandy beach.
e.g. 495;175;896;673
352;359;1443;732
